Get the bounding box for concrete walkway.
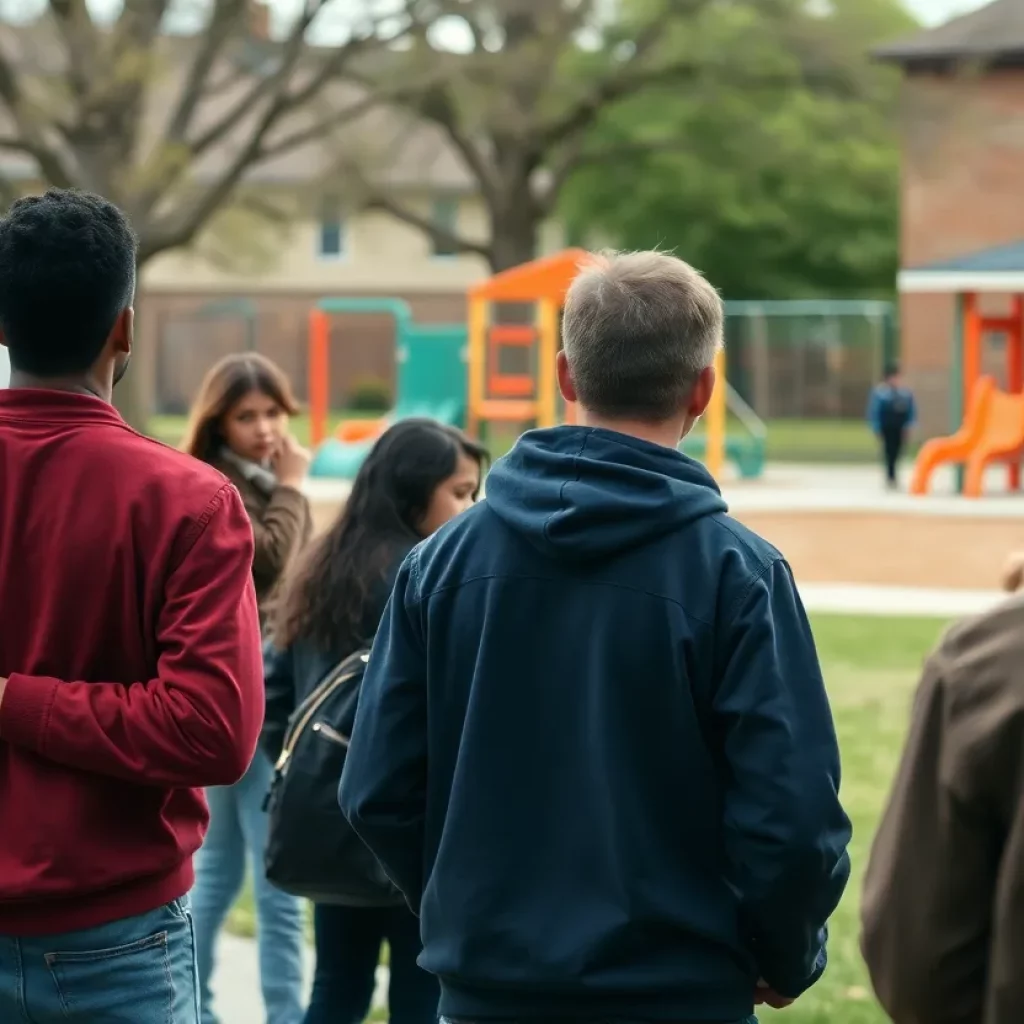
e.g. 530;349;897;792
210;933;388;1024
798;581;1006;617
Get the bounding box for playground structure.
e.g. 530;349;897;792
465;249;583;439
465;248;765;480
307;250;767;481
308;298;466;479
902;246;1024;498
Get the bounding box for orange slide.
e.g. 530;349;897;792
911;376;1024;497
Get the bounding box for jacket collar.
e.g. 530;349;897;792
0;387;126;427
219;445;278;496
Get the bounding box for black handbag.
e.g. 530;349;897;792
263;648;402;906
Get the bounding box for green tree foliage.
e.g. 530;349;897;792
351;0;872;273
559;0;917;298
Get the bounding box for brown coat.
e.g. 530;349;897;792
861;594;1024;1024
216;460;312;624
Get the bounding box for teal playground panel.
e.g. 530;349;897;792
681;434;766;479
680;379;768;480
310;297;468;479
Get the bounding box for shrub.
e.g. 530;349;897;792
347;376;393;413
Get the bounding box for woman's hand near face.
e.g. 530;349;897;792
273;433;311;489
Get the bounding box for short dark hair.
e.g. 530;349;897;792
0;189;138;376
884;363;900;379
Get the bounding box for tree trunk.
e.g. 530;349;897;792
489;204;542;274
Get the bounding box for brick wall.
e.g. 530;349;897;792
899;68;1024;435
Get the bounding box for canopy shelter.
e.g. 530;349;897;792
900;241;1024;496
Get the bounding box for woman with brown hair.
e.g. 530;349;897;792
184;353;311;1024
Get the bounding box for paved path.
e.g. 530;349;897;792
798;582;1005;617
210;933;387;1024
309;461;1024;516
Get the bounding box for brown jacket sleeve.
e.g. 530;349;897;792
861;604;1024;1024
247;484;311;589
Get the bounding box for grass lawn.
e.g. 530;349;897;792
147;412;890;466
146;413;351;449
223;613;947;1024
758;613;947;1024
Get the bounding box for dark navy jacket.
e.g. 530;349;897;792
867;383;917;435
340;426;852;1023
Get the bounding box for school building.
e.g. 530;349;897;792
877;0;1024;435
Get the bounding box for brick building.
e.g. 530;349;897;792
876;0;1024;435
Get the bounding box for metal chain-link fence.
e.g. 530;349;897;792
724;301;896;420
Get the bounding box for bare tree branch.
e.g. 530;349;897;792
164;0;248;144
416;81;501;207
49;0;100;99
129;0;423;254
0;50;75;188
253;93;384;161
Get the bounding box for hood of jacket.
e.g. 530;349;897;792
485;426;727;562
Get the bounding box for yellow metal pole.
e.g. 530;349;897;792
704;346;727;480
536;298;559;427
467;297;488;438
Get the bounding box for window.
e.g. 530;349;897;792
431;197;460;258
318;198;347;259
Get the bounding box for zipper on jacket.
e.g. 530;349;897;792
312;721;349;747
274;652;368;774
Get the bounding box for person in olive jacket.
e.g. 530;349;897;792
183;353;312;1024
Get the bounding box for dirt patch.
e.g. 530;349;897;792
736;511;1020;590
309;497;1020;590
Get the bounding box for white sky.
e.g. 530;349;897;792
0;0;993;41
903;0;987;25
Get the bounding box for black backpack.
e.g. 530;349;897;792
263;649;403;906
880;388;912;433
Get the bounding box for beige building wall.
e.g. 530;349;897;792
142;190;568;294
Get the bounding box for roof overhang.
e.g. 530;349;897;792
898;270;1024;294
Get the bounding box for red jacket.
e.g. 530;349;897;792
0;388;263;935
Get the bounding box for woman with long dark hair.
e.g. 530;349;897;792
184;353;311;1024
265;418;488;1024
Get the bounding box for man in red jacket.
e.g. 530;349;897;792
0;190;264;1023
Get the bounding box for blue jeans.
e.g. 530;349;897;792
306;903;437;1024
0;897;199;1022
191;751;306;1024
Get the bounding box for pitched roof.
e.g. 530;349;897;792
898;239;1024;293
874;0;1024;65
911;239;1024;273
